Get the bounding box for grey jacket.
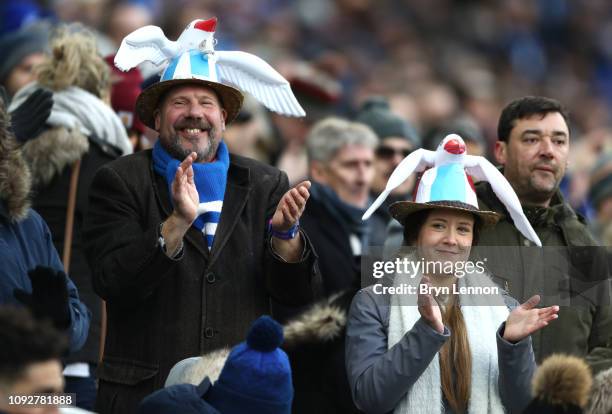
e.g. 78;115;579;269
345;287;536;414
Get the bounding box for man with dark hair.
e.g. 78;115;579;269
476;95;612;372
0;306;67;414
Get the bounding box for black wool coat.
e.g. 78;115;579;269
83;150;321;414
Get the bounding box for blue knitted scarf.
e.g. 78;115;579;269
153;141;229;249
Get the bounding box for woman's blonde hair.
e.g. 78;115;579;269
36;25;110;100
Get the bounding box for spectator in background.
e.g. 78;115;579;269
0;24;48;99
303;117;377;296
355;96;421;248
0;93;90;356
476;96;612;373
0;306;68;414
104;54;150;152
223;96;275;164
431;114;487;158
274;63;342;184
139;316;292;414
284;117;375;414
8;26;131;410
588;152;612;247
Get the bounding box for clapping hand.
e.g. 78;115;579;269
418;276;444;334
270;180;311;232
503;295;559;343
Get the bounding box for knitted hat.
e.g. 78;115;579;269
138;378;220;414
522;354;592;414
589;152;612;210
355;96;421;147
0;24;49;85
104;54;146;134
206;316;293;414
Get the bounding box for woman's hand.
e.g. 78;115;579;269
503;295;559;343
418;276;444;334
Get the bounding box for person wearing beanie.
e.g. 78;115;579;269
355;96;421;248
139;316;292;414
523;354;592;414
0;24;49;98
104;54;149;152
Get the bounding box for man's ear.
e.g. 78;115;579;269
221;109;227;131
494;141;507;165
154;109;161;131
310;160;327;184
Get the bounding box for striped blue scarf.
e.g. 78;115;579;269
153;141;229;249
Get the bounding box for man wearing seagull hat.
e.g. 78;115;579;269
83;18;321;414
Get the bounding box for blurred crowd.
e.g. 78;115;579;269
0;1;610;236
1;1;612;414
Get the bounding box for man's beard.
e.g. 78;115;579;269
161;118;220;162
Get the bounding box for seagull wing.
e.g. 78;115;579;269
465;155;542;246
114;25;180;71
216;51;305;117
363;149;434;220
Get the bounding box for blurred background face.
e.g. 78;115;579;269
372;137;414;196
4;53;46;97
0;360;63;414
313;144;374;208
416;209;475;276
496;112;569;206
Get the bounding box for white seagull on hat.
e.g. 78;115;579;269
364;134;542;246
114;17;305;117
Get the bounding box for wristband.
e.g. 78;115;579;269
268;219;300;240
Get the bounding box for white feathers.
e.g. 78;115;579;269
464;155;542;246
362;149;434;220
114;25;180;71
216;51;305;117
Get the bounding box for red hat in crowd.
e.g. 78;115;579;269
104;54;145;135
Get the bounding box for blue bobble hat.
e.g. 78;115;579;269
138;378;220;414
206;316;293;414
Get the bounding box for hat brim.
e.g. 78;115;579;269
389;200;501;228
136;78;244;129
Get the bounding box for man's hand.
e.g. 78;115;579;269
171;152;199;227
271;180;311;232
161;152;199;257
269;181;311;262
418;276;444;334
503;295;559;342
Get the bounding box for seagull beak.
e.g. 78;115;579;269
195;17;218;32
444;139;466;155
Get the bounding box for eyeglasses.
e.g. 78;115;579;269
375;146;412;159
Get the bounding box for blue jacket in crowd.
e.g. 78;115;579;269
0;202;90;352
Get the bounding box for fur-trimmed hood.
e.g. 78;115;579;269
20;126;89;189
163;292;353;388
0;106;31;221
282;292;349;349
